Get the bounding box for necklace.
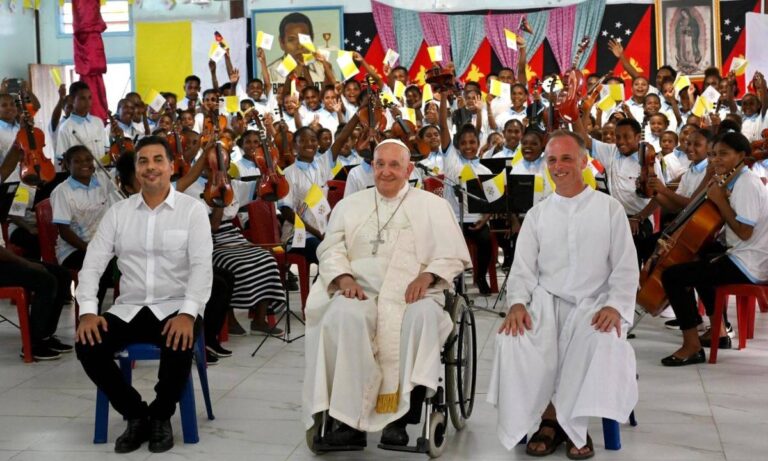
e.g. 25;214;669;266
371;189;409;255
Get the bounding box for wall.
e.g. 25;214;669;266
0;7;38;79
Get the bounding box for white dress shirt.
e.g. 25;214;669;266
55;114;106;172
76;189;213;322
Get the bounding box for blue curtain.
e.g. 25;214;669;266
393;7;424;69
449;15;486;78
525;10;549;61
572;0;606;69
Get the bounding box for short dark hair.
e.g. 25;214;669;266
279;12;313;40
202;88;219;99
62;145;92;165
293;126;316;143
161;91;177;100
511;83;528;94
247;78;264;86
69;81;90;98
115;151;136;193
658;65;677;79
134;135;173;162
391;66;408;74
184;75;201;86
503;118;524;131
718;118;741;134
616;118;642;134
714;130;751;156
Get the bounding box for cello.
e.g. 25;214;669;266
13;92;55;186
202;108;234;208
637;162;750;315
556;37;591;124
252;111;290;201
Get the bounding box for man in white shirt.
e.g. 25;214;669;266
488;131;639;459
75;136;213;454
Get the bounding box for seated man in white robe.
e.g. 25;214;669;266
303;139;471;449
488;130;639;460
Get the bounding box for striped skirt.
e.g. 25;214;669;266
212;222;286;310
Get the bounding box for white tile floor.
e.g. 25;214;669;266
0;281;766;461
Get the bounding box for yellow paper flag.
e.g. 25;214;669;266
608;83;624;101
302;53;316;64
490;79;511;100
224;96;239;114
336;51;359;81
596;94;617;112
393;80;406;99
401;107;416;124
304;183;326;208
504;29;518;50
482;171;506;202
422;84;434;103
691;96;708;117
427;46;443;63
276;54;298;78
673;75;692;94
298;33;316;53
459;164;477;183
50;68;62;87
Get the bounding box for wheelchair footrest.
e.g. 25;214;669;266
378;437;428;454
313;438;366;453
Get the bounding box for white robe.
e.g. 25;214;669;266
488;187;639;450
303;186;471;432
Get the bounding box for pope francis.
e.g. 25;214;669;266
302;139;471;449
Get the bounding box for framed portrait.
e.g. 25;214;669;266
655;0;721;79
251;6;344;89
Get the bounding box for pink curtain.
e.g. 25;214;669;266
419;12;451;65
73;0;108;122
546;5;578;73
484;13;523;70
372;0;398;66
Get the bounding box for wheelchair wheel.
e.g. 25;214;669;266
445;296;477;430
427;412;446;458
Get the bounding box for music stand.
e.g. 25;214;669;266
479;158;510;175
332;164;358;181
0;182;21;224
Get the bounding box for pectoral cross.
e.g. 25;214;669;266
370;233;385;255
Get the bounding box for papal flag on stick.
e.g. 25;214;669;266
482;171;506;202
293;214;306;249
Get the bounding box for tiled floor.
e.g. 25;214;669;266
0;283;766;461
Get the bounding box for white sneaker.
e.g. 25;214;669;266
659;306;676;319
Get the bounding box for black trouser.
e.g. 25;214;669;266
10;227;41;261
392;386;427;426
0;260;71;344
661;248;750;331
62;250;117;310
205;266;235;347
75;307;199;420
462;223;491;281
631;217;654;268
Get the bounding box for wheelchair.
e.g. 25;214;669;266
306;289;477;458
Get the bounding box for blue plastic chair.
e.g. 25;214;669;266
93;329;215;444
518;412;637;450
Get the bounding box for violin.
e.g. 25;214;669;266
636;118;657;198
252;112;290;201
107;111;135;165
385;101;430;159
14;92;54;186
166;118;189;180
581;72;612;115
202;108;234;208
556;37;590;124
200;110;227;147
273;105;295;168
357;77;386;156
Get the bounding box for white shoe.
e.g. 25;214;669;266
659;306;676;319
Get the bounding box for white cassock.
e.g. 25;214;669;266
488;186;639;450
302;185;471;432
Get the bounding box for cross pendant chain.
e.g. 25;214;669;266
370;233;385;255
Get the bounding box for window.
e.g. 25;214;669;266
59;0;131;35
63;62;133;112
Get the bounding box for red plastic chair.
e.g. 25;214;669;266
423;176;445;198
652;208;661;233
326;180;346;209
465;233;499;294
0;287;32;363
34;199;59;265
709;284;768;363
245;200;311;314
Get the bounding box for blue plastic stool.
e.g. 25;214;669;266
93;329;215;444
517;412;637;450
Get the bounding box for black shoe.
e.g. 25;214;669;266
699;335;732;349
501;257;512;271
21;345;61;361
205;350;219;365
228;317;247;337
148;419;174;453
40;335;73;353
114;417;150;453
287;272;300;291
380;422;409;446
661;349;706;367
477;279;492;296
324;423;367;447
664;319;680;330
206;342;232;357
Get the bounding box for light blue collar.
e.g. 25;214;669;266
460;156;480;166
362;160;373;173
67;175;100;191
0;119;18;130
726;167;747;191
522;155;543;169
691;158;708;173
295;158;318;171
674;148;687;159
69;113;92;124
240;157;255;169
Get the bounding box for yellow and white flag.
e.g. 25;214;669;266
146;89;166;113
384;48;399;67
256;31;274;50
331;159;343;178
608;83;624;102
673;75;692;94
302;53;316;65
596;94;616;112
422;83;435;103
730;57;748;76
482;171;506;202
490;79;511;100
504;29;517;50
224;95;239;114
293;215;307;249
337;51;359;81
393;80;406;99
290;79;300;98
459;164;477;184
209;42;226;63
298;33;316;53
401;107;417;124
428;45;443;63
276;54;297;78
304;183;331;231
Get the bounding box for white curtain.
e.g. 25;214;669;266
746;12;768;84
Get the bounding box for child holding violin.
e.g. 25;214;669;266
50;145;118;309
660;131;768;366
55;82;106;173
104;98;140;165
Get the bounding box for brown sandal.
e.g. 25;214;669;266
566;433;594;460
525;419;565;457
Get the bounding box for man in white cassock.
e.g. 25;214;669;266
488;130;639;460
302;139;471;450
